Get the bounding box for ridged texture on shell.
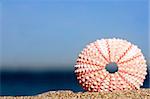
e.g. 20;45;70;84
75;38;147;92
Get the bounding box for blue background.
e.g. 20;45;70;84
0;0;149;96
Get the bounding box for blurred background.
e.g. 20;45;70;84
0;0;149;96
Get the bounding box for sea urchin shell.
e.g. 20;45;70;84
75;38;147;92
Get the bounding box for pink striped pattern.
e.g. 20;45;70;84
75;38;147;92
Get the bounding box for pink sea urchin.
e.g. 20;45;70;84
75;38;147;92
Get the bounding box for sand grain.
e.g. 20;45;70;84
1;89;150;99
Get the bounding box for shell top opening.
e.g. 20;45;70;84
105;62;118;73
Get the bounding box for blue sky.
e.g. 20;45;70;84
1;0;149;70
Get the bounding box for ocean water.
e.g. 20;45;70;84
0;70;84;96
0;70;149;96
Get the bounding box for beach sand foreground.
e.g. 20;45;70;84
0;89;150;99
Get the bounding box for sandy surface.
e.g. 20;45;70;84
0;89;150;99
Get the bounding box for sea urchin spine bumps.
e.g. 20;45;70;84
75;38;147;92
